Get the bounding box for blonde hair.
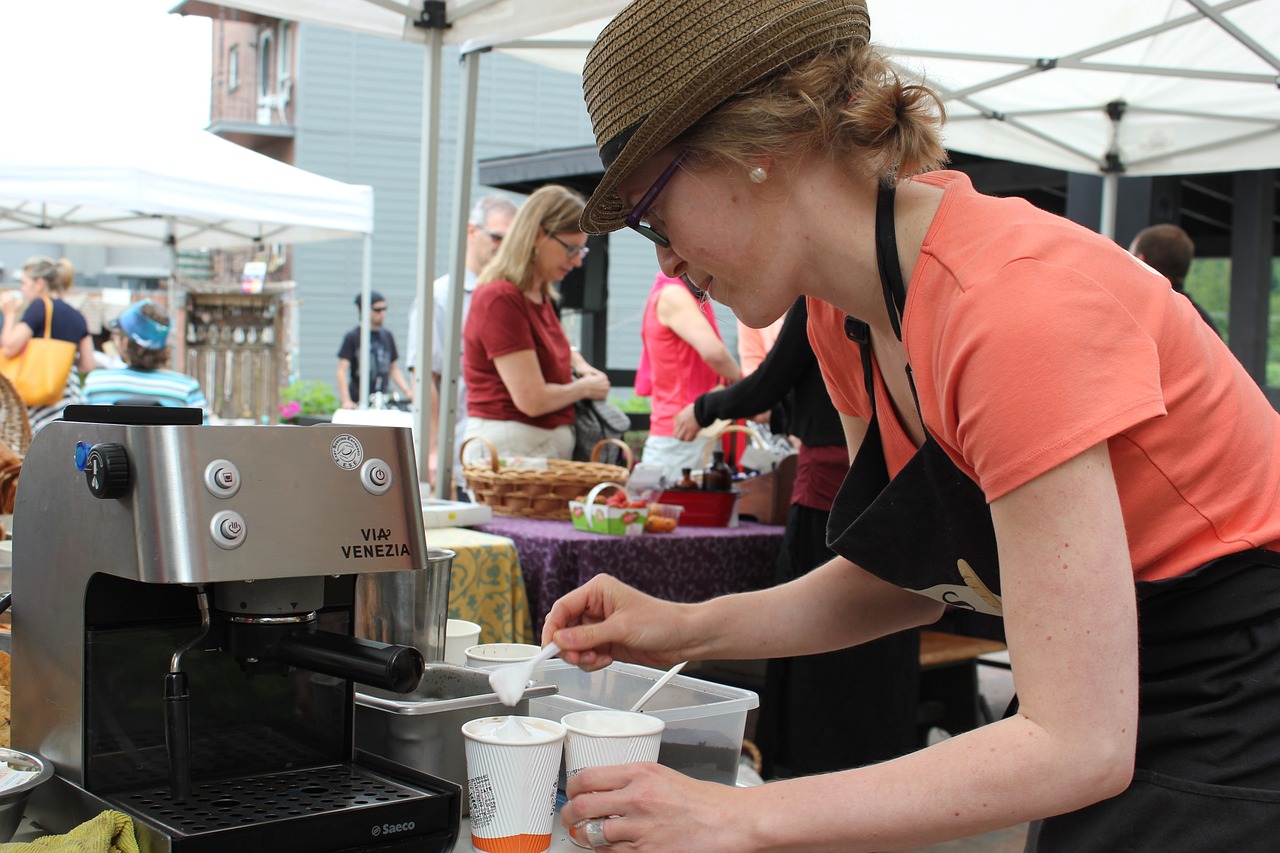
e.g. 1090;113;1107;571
678;43;947;185
23;256;76;295
478;184;586;299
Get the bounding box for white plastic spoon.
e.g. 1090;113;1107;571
489;641;561;706
628;661;688;712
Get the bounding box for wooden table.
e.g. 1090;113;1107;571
917;630;1008;738
424;525;534;645
475;517;785;636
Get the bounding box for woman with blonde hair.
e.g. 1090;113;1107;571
1;256;96;433
543;1;1280;850
461;184;610;460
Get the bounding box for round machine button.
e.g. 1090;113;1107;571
204;459;242;498
210;510;247;550
360;459;393;496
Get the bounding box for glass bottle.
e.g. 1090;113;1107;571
702;451;733;492
675;468;698;490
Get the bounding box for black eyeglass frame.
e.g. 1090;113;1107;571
549;233;590;259
480;228;505;242
624;149;689;248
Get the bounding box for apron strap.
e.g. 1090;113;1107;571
854;182;926;426
876;183;908;341
845;315;875;412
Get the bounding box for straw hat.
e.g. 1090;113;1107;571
580;0;870;234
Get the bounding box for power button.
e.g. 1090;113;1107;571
360;459;393;496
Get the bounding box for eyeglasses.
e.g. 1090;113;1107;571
549;233;590;259
481;229;505;242
370;305;388;313
624;149;688;248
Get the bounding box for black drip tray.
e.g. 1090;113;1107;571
108;763;457;853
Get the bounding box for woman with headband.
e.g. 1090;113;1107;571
544;1;1280;849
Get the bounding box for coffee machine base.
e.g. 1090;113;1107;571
32;760;460;853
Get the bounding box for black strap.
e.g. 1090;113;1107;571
845;315;874;408
875;184;908;342
852;182;925;427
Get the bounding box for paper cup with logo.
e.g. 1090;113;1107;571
561;710;664;848
446;619;483;666
463;715;565;853
465;642;541;668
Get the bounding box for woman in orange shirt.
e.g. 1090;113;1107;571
543;1;1280;851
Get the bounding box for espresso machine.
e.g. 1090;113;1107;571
11;407;460;852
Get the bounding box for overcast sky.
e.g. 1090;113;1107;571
1;0;212;134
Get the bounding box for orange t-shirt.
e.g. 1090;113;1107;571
808;170;1280;582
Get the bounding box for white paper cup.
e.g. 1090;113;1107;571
445;619;482;666
465;643;541;668
561;710;664;849
463;715;565;853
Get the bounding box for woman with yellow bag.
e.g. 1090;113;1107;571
1;257;97;435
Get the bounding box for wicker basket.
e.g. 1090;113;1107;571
0;373;31;458
460;436;633;521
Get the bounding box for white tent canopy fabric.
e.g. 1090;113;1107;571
0;127;373;249
181;0;1280;489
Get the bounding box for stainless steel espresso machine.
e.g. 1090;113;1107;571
11;407;460;852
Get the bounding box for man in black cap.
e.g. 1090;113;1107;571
336;290;413;409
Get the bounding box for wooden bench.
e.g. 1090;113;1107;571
917;630;1007;741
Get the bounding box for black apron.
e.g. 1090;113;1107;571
826;185;1280;851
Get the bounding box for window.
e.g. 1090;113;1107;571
259;30;274;99
228;45;239;92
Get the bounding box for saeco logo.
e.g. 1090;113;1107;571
372;821;415;837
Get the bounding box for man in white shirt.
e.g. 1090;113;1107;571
408;194;517;495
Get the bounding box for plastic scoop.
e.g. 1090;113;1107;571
628;661;688;712
489;641;561;706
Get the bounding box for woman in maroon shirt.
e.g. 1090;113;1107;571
462;185;611;461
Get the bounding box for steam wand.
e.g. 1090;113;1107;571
165;586;210;802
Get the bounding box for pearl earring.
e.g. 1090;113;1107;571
748;166;768;184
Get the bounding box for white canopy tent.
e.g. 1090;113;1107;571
179;0;1280;490
0;127;386;403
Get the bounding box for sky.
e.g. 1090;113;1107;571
1;0;212;134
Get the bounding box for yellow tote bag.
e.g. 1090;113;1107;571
0;296;77;407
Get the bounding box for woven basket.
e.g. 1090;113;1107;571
0;372;31;458
460;436;632;521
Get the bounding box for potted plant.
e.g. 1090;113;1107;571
278;379;339;425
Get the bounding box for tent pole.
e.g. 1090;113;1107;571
359;235;372;408
415;26;445;489
434;45;482;500
1099;172;1119;240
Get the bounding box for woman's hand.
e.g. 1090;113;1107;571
543;574;693;671
673;403;701;441
563;762;757;853
575;371;611;402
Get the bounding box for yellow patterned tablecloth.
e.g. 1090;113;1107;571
424;525;534;645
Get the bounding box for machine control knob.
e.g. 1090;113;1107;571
210;510;247;550
359;458;393;496
204;459;242;498
84;443;130;499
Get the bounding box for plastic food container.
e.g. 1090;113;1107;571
354;663;557;815
644;503;684;533
529;660;757;786
653;489;740;527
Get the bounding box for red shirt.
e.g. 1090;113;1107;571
641;274;725;436
463;280;574;429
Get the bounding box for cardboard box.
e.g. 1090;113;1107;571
569;481;647;536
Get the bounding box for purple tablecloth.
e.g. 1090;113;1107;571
475;517;785;635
